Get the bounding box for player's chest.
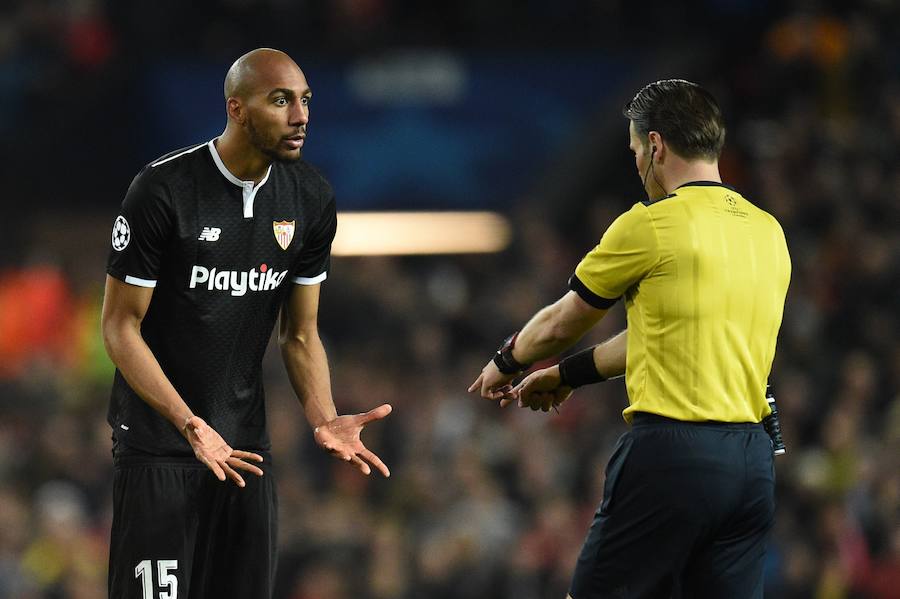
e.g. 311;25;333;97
174;189;313;270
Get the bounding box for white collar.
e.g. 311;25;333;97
207;139;273;218
207;139;273;190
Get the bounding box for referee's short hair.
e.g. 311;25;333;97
624;79;726;161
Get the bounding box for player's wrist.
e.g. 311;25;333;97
493;331;532;375
558;347;606;389
179;414;196;437
310;412;337;433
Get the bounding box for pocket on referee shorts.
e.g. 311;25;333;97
599;433;633;515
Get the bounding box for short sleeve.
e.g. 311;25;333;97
291;184;337;285
106;168;173;288
570;204;658;307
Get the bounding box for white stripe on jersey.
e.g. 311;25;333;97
207;139;273;218
150;142;207;167
292;272;327;286
124;275;158;287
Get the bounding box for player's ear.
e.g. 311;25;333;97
226;97;245;124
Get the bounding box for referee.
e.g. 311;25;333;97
469;79;791;598
101;49;391;599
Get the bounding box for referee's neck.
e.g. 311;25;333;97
660;159;722;194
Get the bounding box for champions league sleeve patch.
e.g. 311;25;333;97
112;215;131;251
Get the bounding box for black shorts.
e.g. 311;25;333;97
569;414;775;599
108;448;277;599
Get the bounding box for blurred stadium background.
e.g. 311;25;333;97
1;0;898;597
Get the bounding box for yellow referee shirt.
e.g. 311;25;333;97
571;182;791;423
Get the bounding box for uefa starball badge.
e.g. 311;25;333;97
112;215;131;251
273;220;295;250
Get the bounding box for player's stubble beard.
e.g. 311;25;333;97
247;115;303;163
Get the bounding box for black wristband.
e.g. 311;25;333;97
492;332;532;375
558;347;606;388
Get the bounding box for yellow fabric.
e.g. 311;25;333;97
574;183;791;423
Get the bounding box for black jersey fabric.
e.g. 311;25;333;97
106;140;337;455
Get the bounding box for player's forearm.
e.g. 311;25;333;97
279;327;337;428
593;330;627;379
102;322;193;432
513;301;594;364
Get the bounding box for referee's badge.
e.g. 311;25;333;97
273;220;295;250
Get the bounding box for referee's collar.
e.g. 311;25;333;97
675;180;737;192
643;180;738;206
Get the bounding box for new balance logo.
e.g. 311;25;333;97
198;227;221;241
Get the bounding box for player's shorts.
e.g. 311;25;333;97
569;413;775;599
108;446;276;599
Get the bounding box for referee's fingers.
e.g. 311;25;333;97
526;391;551;411
516;383;536;406
541;393;555;412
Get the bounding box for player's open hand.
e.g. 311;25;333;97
183;415;264;487
468;359;517;403
510;365;572;412
314;404;392;477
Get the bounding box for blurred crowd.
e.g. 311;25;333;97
1;1;899;598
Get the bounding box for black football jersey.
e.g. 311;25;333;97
106;140;337;455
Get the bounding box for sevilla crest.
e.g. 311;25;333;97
273;220;295;250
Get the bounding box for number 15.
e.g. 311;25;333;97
135;559;178;599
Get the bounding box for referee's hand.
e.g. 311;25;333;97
468;359;518;403
183;416;264;488
314;404;392;477
511;366;572;412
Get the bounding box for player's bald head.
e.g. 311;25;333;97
224;48;303;100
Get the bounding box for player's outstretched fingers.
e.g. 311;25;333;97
467;374;483;393
228;455;264;477
359;448;390;477
361;403;392;424
232;450;264;463
349;454;371;476
202;456;227;482
221;461;245;487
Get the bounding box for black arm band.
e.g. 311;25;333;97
492;332;532;375
493;347;530;375
558;347;606;388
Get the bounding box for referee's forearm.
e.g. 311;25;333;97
279;331;338;427
593;330;627;379
514;302;590;364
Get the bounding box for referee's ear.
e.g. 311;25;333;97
647;131;664;161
